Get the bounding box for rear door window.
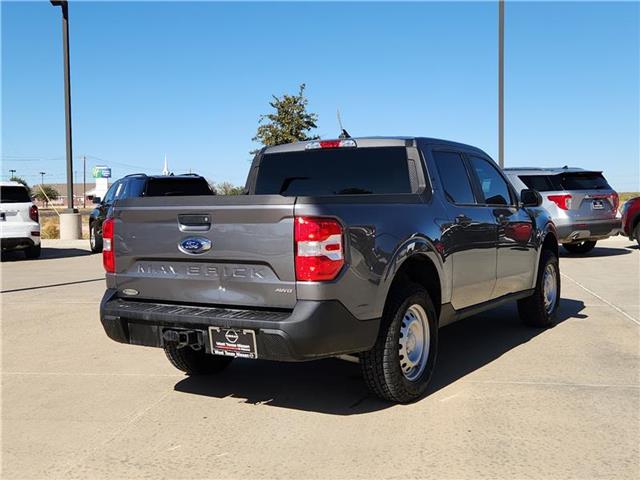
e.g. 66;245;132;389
432;151;476;204
518;175;557;192
254;147;412;196
0;186;31;203
468;156;512;206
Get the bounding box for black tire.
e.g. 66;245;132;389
633;223;640;247
518;249;560;328
164;345;233;375
90;221;103;253
360;283;438;403
24;244;41;259
562;240;597;254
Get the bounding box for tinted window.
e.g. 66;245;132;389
557;172;611;190
0;186;31;203
432;151;476;204
255;147;412;196
144;177;214;197
122;177;146;198
103;182;118;203
469;156;512;205
519;175;557;192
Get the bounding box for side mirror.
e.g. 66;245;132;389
92;196;101;204
520;189;542;207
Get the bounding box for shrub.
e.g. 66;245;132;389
41;219;60;239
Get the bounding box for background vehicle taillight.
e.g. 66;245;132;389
547;194;572;210
29;205;39;222
294;216;344;281
610;192;620;212
102;218;115;273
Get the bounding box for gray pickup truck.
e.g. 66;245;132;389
100;137;560;403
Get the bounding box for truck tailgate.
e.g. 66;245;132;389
111;195;296;309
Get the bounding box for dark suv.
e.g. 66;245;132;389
89;174;214;253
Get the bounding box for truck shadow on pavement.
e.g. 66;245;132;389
559;246;632;258
1;247;91;262
174;298;586;415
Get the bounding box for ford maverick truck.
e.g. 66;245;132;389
99;137;560;403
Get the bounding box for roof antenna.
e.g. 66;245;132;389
337;109;351;139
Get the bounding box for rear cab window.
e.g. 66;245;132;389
254;147;413;196
0;186;31;203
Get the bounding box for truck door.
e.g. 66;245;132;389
431;150;498;309
466;155;536;297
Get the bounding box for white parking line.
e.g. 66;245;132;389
561;272;640;326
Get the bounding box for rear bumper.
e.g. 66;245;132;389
556;218;622;243
0;221;40;250
99;289;380;361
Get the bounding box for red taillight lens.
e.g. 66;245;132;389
547;194;572;210
610;192;619;212
102;218;115;273
29;205;39;222
294;216;344;281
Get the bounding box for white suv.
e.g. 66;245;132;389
0;181;41;259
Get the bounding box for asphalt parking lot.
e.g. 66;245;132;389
2;237;639;479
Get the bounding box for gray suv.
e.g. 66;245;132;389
505;168;621;254
100;137;560;403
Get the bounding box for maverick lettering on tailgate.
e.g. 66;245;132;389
136;263;266;279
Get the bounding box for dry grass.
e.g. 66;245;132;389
41;219;60;239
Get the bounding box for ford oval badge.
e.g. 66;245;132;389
178;237;212;255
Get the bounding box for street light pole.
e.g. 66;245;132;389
9;169;16;178
50;0;75;212
498;0;505;168
39;171;46;186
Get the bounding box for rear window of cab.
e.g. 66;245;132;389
255;147;412;196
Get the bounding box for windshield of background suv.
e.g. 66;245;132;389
144;178;214;197
0;186;31;203
255;147;412;196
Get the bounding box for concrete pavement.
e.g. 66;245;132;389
2;237;639;479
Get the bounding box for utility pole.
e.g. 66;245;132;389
50;1;75;212
498;0;505;168
9;169;16;178
83;155;86;208
39;171;46;185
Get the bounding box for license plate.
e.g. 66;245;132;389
592;199;604;210
208;327;257;359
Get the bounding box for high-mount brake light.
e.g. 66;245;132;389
294;216;344;281
547;194;572;210
305;139;357;150
102;218;115;273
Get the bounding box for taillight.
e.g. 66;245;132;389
29;205;39;222
610;192;619;212
102;218;115;273
294;216;344;281
547;194;572;210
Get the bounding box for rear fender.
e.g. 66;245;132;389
374;235;448;317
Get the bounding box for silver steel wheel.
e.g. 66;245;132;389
543;263;558;314
398;304;430;381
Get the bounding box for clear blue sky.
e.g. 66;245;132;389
2;1;639;190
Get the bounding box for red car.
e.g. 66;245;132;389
621;196;640;245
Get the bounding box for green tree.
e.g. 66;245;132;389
9;176;30;195
215;181;244;195
33;185;60;206
251;83;318;153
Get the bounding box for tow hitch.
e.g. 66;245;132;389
162;329;204;350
